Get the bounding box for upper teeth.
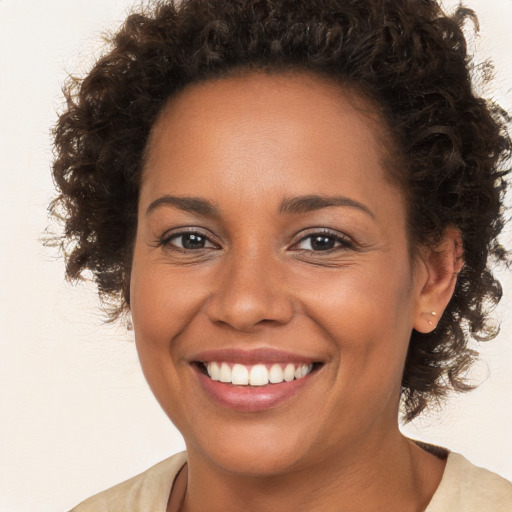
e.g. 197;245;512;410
205;362;314;386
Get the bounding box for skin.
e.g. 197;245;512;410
130;72;461;511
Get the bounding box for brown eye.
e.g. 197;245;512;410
309;235;337;251
163;231;217;250
294;231;353;252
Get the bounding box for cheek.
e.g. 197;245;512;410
130;257;179;382
300;258;414;332
130;260;206;346
129;262;200;427
297;258;415;379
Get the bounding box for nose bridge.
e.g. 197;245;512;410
206;244;294;331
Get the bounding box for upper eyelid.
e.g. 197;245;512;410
161;226;217;240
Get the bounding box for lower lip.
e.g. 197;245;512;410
194;366;317;412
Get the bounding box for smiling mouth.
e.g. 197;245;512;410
195;361;322;386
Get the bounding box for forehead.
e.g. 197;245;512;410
141;71;402;215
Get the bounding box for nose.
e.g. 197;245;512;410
206;251;295;332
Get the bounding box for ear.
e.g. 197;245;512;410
413;228;464;333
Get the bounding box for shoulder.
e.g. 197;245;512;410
426;452;512;512
68;452;187;512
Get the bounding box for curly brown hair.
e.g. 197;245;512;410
50;0;510;421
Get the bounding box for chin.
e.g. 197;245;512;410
185;422;319;477
203;447;306;477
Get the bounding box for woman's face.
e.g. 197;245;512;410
130;72;429;475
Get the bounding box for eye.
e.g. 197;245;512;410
292;230;353;252
161;231;218;250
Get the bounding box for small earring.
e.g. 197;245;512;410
428;311;437;326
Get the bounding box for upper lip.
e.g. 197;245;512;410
189;347;320;365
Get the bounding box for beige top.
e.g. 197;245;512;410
70;451;512;511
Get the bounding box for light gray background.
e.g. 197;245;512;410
0;1;511;510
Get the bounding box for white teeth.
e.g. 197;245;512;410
283;363;295;382
219;362;232;383
232;364;249;385
269;363;284;384
249;364;269;386
302;364;313;377
204;362;314;386
207;362;220;381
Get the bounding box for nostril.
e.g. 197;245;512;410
204;268;295;331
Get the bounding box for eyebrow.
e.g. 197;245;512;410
146;195;219;217
279;194;375;218
145;193;374;218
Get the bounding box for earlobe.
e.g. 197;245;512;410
413;228;464;334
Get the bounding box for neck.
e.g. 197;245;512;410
178;430;445;512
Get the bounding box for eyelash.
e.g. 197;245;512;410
159;229;218;252
159;227;355;254
291;229;355;252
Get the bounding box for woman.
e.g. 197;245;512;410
50;0;511;510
